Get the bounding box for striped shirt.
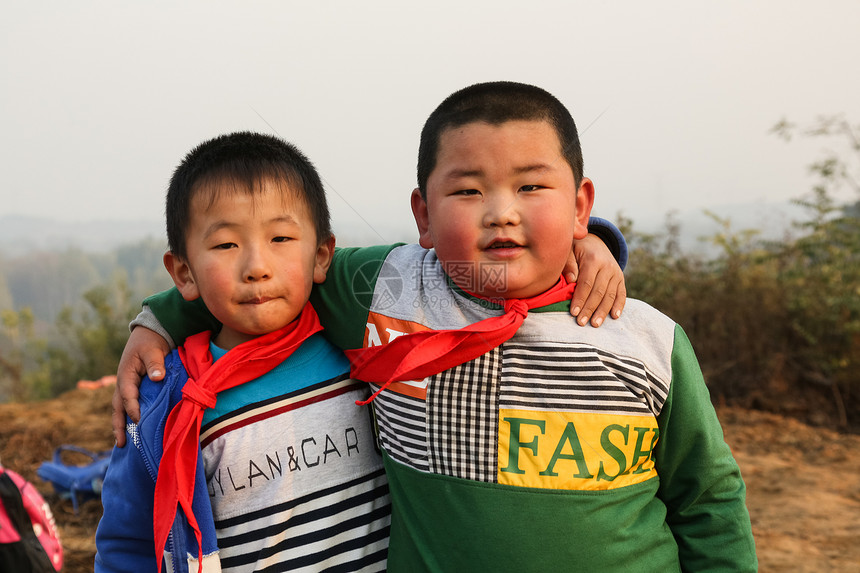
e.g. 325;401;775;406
199;336;390;572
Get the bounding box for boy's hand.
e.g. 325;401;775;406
112;327;169;447
565;233;627;327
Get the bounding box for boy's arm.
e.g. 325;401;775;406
142;290;220;347
310;243;403;349
655;326;757;571
141;218;627;343
112;224;627;443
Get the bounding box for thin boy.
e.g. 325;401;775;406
95;133;391;572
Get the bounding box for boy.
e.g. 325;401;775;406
115;82;750;570
94;132;391;572
349;82;758;570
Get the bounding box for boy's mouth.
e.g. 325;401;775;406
485;239;523;250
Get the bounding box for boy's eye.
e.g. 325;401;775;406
272;236;293;243
520;184;542;192
453;189;481;196
214;242;236;250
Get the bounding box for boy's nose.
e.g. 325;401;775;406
243;248;271;281
483;195;521;227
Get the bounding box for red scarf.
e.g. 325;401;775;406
151;303;323;572
345;277;576;404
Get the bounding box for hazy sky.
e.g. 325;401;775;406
2;1;859;245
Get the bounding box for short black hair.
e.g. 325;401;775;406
165;131;331;259
416;81;583;197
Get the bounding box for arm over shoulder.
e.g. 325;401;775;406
143;244;402;349
310;243;403;350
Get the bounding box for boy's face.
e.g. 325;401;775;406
164;178;334;349
412;120;594;299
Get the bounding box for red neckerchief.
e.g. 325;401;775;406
345;277;575;405
152;303;323;572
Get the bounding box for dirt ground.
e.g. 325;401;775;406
1;386;858;572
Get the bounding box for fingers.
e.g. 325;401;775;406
113;351;144;440
111;388;127;448
570;232;628;327
142;346;166;381
570;262;605;326
562;251;580;285
118;379;142;425
570;260;628;326
570;267;592;323
585;272;623;327
610;279;627;322
112;327;170;442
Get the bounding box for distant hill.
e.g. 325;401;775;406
0;215;416;254
0;214;413;322
0;200;807;258
620;200;806;254
0;218;174;322
0;215;165;255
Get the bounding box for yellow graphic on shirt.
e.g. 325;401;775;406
498;410;659;490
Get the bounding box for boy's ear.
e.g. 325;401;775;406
410;188;434;249
163;251;201;301
573;178;596;240
313;235;336;284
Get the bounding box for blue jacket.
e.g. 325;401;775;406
95;349;218;573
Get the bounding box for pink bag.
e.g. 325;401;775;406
0;464;63;572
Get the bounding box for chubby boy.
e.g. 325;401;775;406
313;81;756;571
95;133;391;572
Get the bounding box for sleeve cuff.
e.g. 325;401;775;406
128;306;176;350
587;216;628;271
